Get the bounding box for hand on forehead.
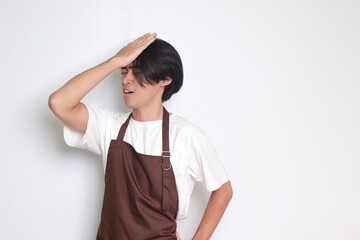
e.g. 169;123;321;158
124;60;140;68
122;61;139;71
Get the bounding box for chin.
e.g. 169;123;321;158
124;103;133;109
124;101;137;110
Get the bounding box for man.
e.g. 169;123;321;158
49;32;232;240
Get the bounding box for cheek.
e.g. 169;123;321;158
141;89;157;99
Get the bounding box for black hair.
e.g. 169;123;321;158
132;38;183;102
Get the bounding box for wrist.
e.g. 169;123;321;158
108;56;124;68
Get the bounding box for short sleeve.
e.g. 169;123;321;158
63;104;116;156
187;136;230;191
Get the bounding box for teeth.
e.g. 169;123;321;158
124;90;133;93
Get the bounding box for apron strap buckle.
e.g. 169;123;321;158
161;151;172;170
162;150;170;157
161;162;172;170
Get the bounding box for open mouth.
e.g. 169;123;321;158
123;89;134;95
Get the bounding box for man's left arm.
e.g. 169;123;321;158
192;180;233;240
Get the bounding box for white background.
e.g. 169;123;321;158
1;0;360;239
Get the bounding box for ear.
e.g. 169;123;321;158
160;77;172;87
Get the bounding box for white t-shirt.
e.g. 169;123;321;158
63;104;230;220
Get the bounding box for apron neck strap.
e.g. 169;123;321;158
162;106;170;155
117;107;170;155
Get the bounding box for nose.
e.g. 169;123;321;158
121;69;134;85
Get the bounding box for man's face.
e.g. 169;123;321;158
121;63;165;110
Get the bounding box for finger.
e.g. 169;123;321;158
147;32;157;40
126;33;149;48
138;32;157;45
137;36;156;51
134;32;152;44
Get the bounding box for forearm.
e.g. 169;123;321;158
192;181;233;240
49;57;121;111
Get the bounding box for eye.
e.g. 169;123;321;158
120;67;128;75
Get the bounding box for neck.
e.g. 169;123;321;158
132;103;164;122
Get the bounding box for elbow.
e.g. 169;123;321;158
48;93;57;111
48;93;67;117
48;93;61;113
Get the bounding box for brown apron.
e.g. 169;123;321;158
96;106;179;240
